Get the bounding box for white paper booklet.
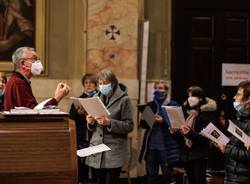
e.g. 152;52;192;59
227;120;250;144
162;106;185;128
200;122;230;146
8;106;68;115
10;107;38;114
77;143;111;157
70;96;110;117
141;106;155;128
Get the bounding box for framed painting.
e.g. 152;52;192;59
0;0;45;72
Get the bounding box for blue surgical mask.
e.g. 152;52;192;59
233;101;244;112
99;83;112;95
154;91;165;100
0;90;3;96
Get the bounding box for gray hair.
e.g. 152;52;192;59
97;69;118;88
12;47;34;70
154;80;169;91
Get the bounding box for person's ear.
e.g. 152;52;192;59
245;97;250;105
20;61;24;67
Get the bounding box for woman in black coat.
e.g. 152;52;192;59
69;73;98;184
180;86;217;184
218;80;250;184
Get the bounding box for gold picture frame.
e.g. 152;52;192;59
0;0;46;72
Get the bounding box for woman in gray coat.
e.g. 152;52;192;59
86;69;134;184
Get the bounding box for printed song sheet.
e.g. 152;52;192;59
200;122;229;146
77;144;111;157
162;106;185;128
70;96;110;117
227;120;250;144
141;106;155;128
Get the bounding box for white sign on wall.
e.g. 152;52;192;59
222;63;250;86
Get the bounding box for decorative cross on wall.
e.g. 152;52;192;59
105;25;120;40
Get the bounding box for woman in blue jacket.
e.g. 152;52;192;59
139;80;180;184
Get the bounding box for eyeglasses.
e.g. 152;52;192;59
20;56;40;62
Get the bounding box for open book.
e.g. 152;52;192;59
227;120;250;144
200;122;229;146
70;96;110;117
6;106;68;115
77;144;111;157
162;106;185;128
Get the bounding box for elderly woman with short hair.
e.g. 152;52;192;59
86;69;134;184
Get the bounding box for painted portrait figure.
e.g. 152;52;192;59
0;0;35;60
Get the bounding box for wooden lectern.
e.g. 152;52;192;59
0;115;77;184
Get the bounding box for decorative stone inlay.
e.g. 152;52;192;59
105;25;120;40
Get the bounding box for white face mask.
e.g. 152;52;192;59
188;96;200;107
31;60;43;75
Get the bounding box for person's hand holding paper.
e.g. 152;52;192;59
86;114;95;125
244;142;250;150
155;114;163;124
181;125;191;135
76;105;86;115
216;143;226;153
86;114;111;126
95;116;111;126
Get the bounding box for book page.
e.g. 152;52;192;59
162;106;185;128
200;122;229;146
141;106;155;128
73;96;110;117
77;144;111;157
70;97;83;109
10;107;38;114
227;120;250;144
34;98;53;110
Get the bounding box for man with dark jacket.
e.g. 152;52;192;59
69;73;97;184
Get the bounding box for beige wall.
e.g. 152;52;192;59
32;0;87;111
145;0;172;80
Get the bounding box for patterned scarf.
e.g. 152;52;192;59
185;110;198;148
